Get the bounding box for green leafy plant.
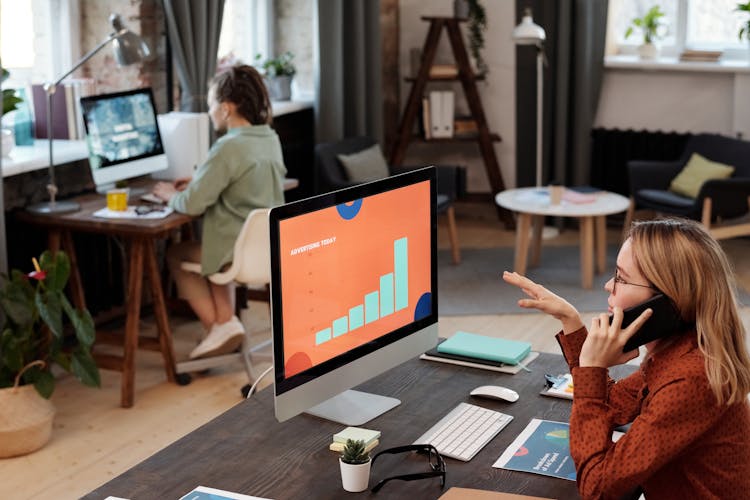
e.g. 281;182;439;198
467;0;488;76
340;439;370;465
255;52;296;77
625;5;666;44
737;2;750;41
2;68;23;115
0;251;100;398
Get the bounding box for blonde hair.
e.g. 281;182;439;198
628;218;750;405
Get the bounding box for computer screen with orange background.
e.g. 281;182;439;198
278;180;432;378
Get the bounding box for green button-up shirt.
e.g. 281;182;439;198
169;124;287;275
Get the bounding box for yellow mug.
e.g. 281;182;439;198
106;189;129;211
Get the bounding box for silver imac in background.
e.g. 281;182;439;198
270;167;438;425
80;88;168;193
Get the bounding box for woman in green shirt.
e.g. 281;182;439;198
153;65;286;359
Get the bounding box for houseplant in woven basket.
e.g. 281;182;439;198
0;251;100;457
339;438;372;492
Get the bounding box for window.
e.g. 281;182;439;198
1;0;79;85
609;0;749;60
217;0;273;69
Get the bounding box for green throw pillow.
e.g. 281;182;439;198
337;144;390;182
668;153;734;198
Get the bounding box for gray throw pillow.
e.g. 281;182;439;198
337;144;390;182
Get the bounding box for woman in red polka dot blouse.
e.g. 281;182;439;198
504;218;750;499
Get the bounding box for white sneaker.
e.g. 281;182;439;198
189;315;246;359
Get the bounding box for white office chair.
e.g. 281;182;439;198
174;208;273;395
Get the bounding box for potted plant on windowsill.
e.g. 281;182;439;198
737;2;750;56
625;5;666;60
0;251;100;457
255;51;296;101
339;438;372;492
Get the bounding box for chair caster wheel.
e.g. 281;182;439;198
241;384;252;398
176;373;192;385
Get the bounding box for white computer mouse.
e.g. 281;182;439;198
470;385;519;403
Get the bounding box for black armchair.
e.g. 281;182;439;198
315;136;467;264
624;133;750;239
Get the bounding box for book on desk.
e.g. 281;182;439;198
420;333;538;374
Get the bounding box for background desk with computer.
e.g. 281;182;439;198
3;88;313;406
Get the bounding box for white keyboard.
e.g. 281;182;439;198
414;402;513;461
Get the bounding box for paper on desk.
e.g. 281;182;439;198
179;485;273;500
493;419;624;481
93;206;174;219
513;190;550;206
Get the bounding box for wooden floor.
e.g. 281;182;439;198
4;202;750;500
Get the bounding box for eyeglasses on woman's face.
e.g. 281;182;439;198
612;268;658;295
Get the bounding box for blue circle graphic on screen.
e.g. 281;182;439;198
414;292;432;321
336;199;363;220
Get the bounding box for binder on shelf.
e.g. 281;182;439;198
429;91;443;138
64;84;78;139
421;96;432;139
32;83;69;140
441;90;454;138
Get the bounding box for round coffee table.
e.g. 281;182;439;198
495;187;630;289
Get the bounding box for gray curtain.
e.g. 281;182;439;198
515;0;608;187
315;0;382;143
163;0;225;112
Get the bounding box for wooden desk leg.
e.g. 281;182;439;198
144;239;177;384
514;213;531;275
580;217;594;289
595;216;607;275
121;239;145;408
60;230;87;310
48;230;61;253
530;215;543;268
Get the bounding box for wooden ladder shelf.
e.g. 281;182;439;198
389;16;512;226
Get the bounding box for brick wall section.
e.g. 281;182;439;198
78;0;171;113
276;0;314;95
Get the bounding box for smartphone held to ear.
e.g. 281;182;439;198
611;294;687;352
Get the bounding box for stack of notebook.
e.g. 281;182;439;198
420;331;538;373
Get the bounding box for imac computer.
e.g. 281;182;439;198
80;88;168;192
270;167;438;425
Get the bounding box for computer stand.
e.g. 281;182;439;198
305;389;401;426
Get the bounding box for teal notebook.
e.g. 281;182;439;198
437;331;532;365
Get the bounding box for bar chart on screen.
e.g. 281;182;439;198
278;183;432;378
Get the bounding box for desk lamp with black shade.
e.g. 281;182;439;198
26;13;150;215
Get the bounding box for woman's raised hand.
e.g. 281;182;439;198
502;271;584;334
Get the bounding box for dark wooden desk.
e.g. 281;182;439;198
17;192;194;408
85;352;636;499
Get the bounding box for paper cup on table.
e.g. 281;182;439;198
106;189;129;211
548;184;564;205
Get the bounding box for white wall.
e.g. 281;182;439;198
398;0;516;192
595;67;750;138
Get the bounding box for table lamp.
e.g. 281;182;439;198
26;13;150;215
512;8;546;188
